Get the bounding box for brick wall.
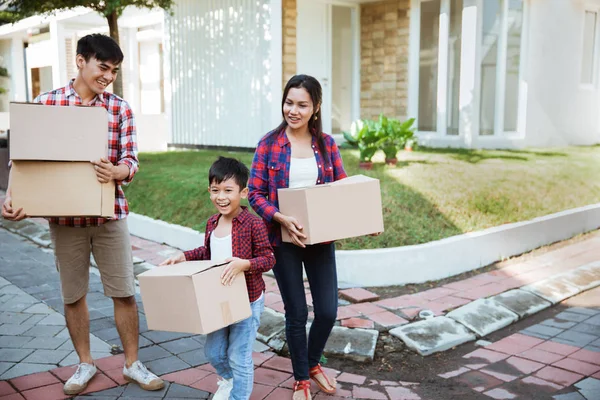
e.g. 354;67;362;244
360;0;410;121
282;0;297;88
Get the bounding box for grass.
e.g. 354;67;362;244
123;146;600;250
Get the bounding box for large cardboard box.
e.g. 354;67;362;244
9;102;108;161
278;175;384;245
138;261;251;335
10;161;115;217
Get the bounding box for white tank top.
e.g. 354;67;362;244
210;232;232;261
289;157;318;189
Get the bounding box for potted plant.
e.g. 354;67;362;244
343;119;383;170
379;116;416;165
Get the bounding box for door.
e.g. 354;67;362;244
296;0;332;134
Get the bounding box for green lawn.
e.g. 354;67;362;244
123;146;600;250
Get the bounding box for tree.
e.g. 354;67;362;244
1;0;174;97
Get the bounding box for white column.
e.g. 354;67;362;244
49;20;67;88
436;0;450;136
458;0;480;147
269;0;283;128
407;0;421;124
126;27;140;113
9;37;27;102
493;0;508;136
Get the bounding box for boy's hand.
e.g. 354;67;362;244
1;195;27;221
221;257;251;286
159;252;186;266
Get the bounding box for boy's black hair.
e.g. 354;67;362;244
77;34;124;65
209;157;250;190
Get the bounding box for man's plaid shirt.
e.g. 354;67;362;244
183;207;275;302
33;80;139;227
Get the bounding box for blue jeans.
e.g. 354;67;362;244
273;242;338;381
204;294;265;400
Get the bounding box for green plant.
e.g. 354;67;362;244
379;115;416;160
343;119;384;163
0;66;8;95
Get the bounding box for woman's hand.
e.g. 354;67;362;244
275;212;307;248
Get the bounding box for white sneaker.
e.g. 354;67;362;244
63;363;97;395
213;378;233;400
122;360;165;391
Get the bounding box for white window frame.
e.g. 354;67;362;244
580;5;600;90
408;0;529;146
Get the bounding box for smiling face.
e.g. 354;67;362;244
76;55;120;95
283;87;319;131
209;178;248;218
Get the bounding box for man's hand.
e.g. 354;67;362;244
1;195;26;221
221;257;250;286
91;158;116;183
159;252;186;266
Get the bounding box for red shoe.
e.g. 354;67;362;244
293;380;312;400
309;364;337;394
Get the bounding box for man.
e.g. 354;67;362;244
2;34;164;395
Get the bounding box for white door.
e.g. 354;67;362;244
296;0;332;134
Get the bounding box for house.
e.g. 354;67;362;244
1;0;599;151
0;6;169;152
166;0;600;149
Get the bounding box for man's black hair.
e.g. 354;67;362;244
209;157;250;189
77;34;124;64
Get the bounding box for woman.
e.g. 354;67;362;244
248;75;346;400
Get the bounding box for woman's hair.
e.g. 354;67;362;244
271;74;329;164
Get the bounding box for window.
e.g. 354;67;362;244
582;10;598;85
418;0;440;132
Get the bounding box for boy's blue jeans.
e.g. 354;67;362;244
205;293;265;400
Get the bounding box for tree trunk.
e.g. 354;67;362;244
106;10;124;98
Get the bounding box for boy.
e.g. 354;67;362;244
161;157;275;400
2;34;163;394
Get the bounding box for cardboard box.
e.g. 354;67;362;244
138;261;251;335
278;175;384;245
10;161;115;217
9;102;108;161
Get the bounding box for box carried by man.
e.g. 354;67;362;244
8;102;114;217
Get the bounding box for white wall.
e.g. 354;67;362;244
524;0;600;147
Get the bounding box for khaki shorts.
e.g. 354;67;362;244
49;219;135;304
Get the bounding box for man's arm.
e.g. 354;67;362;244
1;169;26;221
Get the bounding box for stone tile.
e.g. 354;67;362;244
554;330;597;347
92;327;120;342
190;373;219;393
21;349;71;365
0;348;34;363
521;277;580;305
483;387;518;399
10;371;60;391
352;385;387;399
541;318;578;330
0;362;55;380
454;370;504;392
552;392;586;400
336;305;361;320
121;381;171;397
79;373;118;395
464;348;510;364
337;372;367;384
570;348;600;365
438;367;470;379
322;324;379;362
21;303;54;314
555;312;591;323
0;311;34;324
575;377;600;392
165;382;210;398
262;355;294;374
0;381;16;397
0;362;15;376
521;324;564;338
249;383;276;400
491;289;552;318
486;334;544;355
20;315;46;326
79;384;125;397
264;387;294;400
253;367;292;386
341;317;375;329
177;349;209;367
347;302;385;316
586;314;600;327
21;337;68;350
0;335;34;349
535;366;584;387
22;324;64;337
339;288;380;303
0;323;34;335
519;348;566;364
20;382;67;400
552;358;600;376
535;341;581;356
37;314;66;326
159;337;200;355
368;311;408;329
160;367;212;386
572;322;600;336
138;345;172;363
252;351;276;367
144;355;190;376
568;307;600;317
455;283;508;300
447;299;518;337
141;330;192;344
390;316;476;356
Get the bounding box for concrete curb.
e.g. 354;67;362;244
127;205;600;287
